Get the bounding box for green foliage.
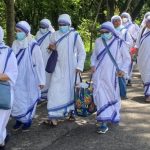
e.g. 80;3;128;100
0;1;6;29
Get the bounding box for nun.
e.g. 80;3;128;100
121;12;140;86
35;19;55;100
11;21;45;132
111;15;133;49
91;22;131;134
137;16;150;102
0;26;18;148
45;14;86;126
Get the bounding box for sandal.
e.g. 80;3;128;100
145;97;150;103
67;115;76;121
42;120;58;127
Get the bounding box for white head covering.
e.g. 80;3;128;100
111;15;122;24
58;14;72;26
141;12;150;27
16;21;31;34
40;18;55;32
0;26;4;43
100;21;119;37
121;12;132;23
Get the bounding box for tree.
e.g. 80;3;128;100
4;0;15;46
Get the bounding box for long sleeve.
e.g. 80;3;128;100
32;45;46;85
118;42;131;74
124;31;134;48
91;40;99;67
75;35;86;71
5;50;18;85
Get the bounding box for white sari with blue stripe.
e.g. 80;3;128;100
91;36;130;123
47;29;86;119
11;37;45;123
0;43;18;145
35;30;53;100
137;28;150;96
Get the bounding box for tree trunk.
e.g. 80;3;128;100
131;0;147;21
4;0;15;46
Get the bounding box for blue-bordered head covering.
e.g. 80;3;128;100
40;19;55;32
141;12;150;27
145;15;150;23
111;15;122;24
58;14;72;26
16;21;31;34
121;12;132;23
100;21;119;37
0;26;4;43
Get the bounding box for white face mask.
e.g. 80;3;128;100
122;18;128;23
40;28;48;34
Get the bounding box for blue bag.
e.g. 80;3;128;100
0;49;12;110
74;74;96;117
102;38;126;97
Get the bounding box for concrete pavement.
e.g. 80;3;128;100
6;67;150;150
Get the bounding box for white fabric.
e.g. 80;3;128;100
11;35;45;123
16;21;31;33
35;19;55;98
111;15;133;48
137;28;150;95
58;14;72;26
91;22;131;122
111;15;122;24
0;39;18;144
141;12;150;28
47;29;86;119
121;12;140;43
40;19;55;32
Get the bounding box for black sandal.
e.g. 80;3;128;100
42;120;58;127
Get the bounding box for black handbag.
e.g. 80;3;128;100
45;50;58;73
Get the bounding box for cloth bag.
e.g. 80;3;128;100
102;38;126;97
0;49;12;110
74;73;96;117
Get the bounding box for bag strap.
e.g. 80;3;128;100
55;29;75;45
3;48;12;73
75;72;82;86
37;31;51;46
73;32;79;51
31;42;39;55
102;38;120;72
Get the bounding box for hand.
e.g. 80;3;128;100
48;44;56;51
91;66;96;73
76;69;82;73
117;71;124;77
39;85;44;90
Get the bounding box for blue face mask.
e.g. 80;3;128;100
116;26;122;31
59;26;70;33
101;32;112;40
40;28;48;34
16;32;26;41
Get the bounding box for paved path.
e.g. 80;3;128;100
6;67;150;150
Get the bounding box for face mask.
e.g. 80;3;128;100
101;32;112;41
122;18;128;23
116;26;122;31
16;32;26;41
40;28;48;34
59;26;70;33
